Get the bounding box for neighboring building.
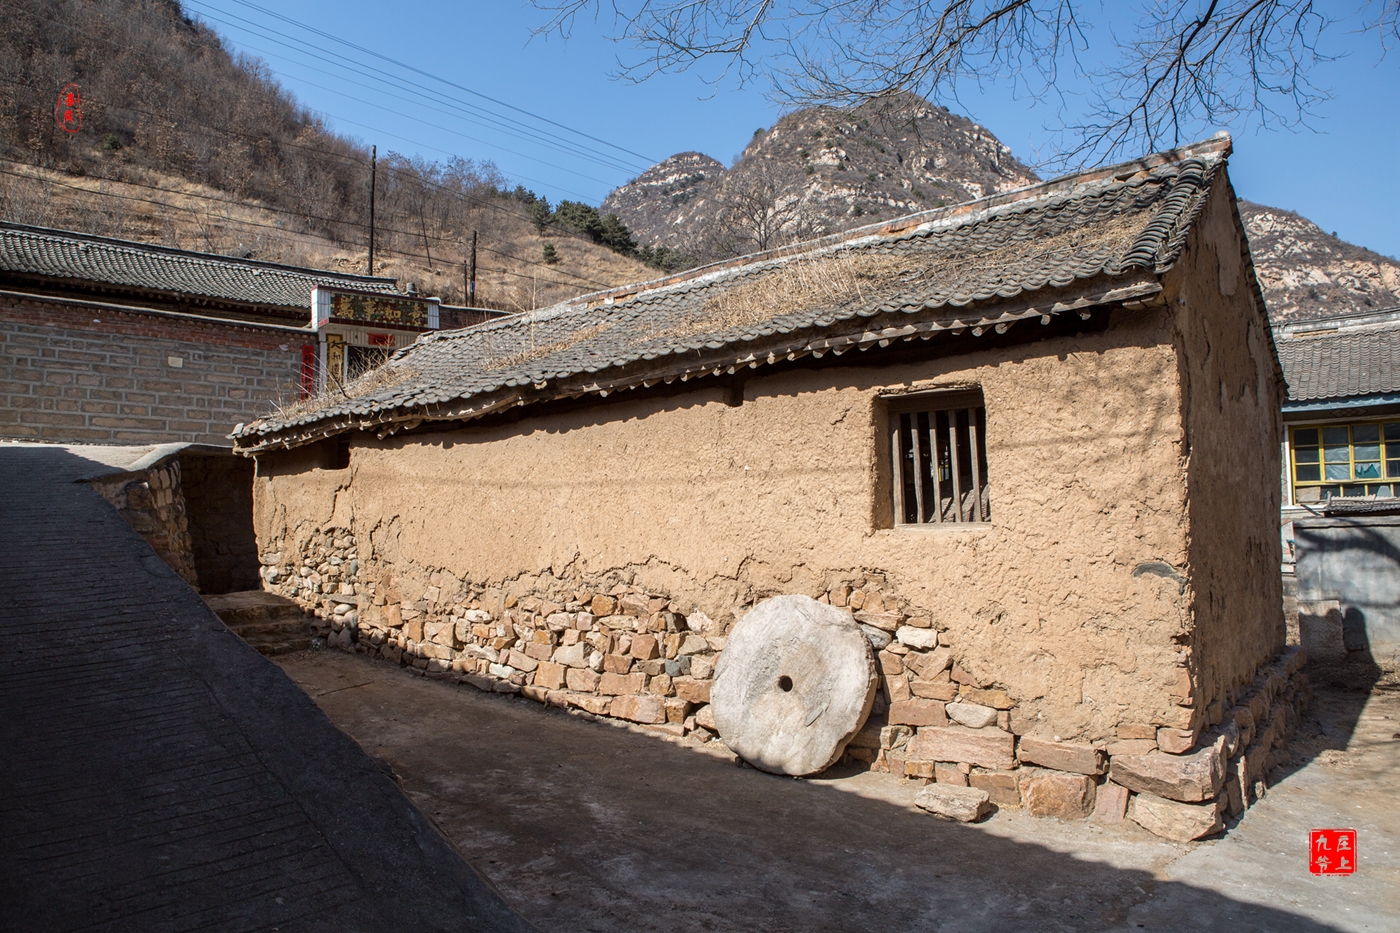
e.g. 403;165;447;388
234;135;1308;840
1276;309;1400;668
0;221;403;445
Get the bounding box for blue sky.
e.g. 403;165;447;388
185;1;1400;259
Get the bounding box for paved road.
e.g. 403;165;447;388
0;443;537;933
280;649;1397;933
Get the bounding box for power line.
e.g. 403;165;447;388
0;164;618;293
0;73;643;271
186;0;649;177
215;0;658;165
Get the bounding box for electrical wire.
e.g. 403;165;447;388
0;164;619;293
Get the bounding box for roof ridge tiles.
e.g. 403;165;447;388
0;220;398;284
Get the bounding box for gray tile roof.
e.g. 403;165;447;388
235;135;1236;452
0;222;399;312
1278;322;1400;402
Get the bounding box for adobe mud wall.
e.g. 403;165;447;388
0;290;306;445
256;306;1198;742
1164;174;1287;737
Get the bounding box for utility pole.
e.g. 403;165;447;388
367;144;377;276
468;230;477;306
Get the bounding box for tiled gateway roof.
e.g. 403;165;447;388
1277;316;1400;402
0;222;399;312
235;134;1237;452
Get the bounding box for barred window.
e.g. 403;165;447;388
888;392;990;525
1291;421;1400;502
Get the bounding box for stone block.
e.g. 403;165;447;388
507;650;539;673
673;677;711;704
534;660;566;691
880;725;913;750
566;668;600;693
911;726;1015;770
877;651;904;676
647;673;674;696
1106;739;1158;757
694;704;716;731
914;784;991;822
960;686;1015;709
611;694;666;724
1017;737;1108;776
598;614;638;631
934;762;967;786
1018;770;1096;819
553;642;589;668
1090;781;1130;824
889;699;947;728
854;611;903;632
590;595;617;616
524;642;553;661
599;671;645;696
1109;746;1224;803
905;759;937;780
969;771;1021;807
569;693;612;716
904;646;953;679
1117;722;1157;740
664;697;691;723
909;680;959;701
603;653;634;674
1127;793;1224;842
424;619;456;647
630;633;660;660
1157;726;1199;754
895;626;938;649
521;685;550;703
619;593;651;617
886;674;912;702
945;702;998;729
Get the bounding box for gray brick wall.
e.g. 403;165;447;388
0;291;310;445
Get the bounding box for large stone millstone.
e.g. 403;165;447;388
711;595;878;776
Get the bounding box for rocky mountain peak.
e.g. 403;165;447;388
603;93;1039;261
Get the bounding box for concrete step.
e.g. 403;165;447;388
203;590;315;654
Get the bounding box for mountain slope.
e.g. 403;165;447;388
1239;201;1400;323
603;94;1038;261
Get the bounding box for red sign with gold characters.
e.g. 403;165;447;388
55;84;81;133
1309;829;1357;875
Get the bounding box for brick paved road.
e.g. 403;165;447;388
0;443;537;933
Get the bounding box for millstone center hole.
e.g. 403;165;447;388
778;675;794;692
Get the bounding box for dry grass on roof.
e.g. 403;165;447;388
475;320;615;372
266;360;421;424
635;205;1150;345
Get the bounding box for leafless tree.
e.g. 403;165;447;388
706;158;815;254
533;1;1400;164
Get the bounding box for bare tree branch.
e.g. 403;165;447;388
530;1;1398;164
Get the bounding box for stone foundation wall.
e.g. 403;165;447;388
90;458;198;587
261;523;1308;843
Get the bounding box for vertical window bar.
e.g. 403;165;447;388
948;410;963;522
966;407;983;523
927;414;943;524
891;414;906;525
910;412;925;523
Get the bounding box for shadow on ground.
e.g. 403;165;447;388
280;649;1394;933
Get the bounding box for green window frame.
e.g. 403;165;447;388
1290;421;1400;502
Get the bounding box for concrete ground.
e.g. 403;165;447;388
0;443;536;933
280;649;1399;933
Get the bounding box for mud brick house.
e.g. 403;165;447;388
235;134;1309;842
1276;308;1400;668
0;221;405;445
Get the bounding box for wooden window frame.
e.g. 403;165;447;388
1290;420;1400;502
886;389;990;526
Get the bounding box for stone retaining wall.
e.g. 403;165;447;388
262;524;1309;844
90;458;198;587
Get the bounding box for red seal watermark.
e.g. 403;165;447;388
1309;829;1357;875
55;83;82;133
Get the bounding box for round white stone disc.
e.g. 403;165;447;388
711;594;877;776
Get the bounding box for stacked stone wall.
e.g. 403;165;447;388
0;291;306;444
89;458;198;587
260;524;1309;843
